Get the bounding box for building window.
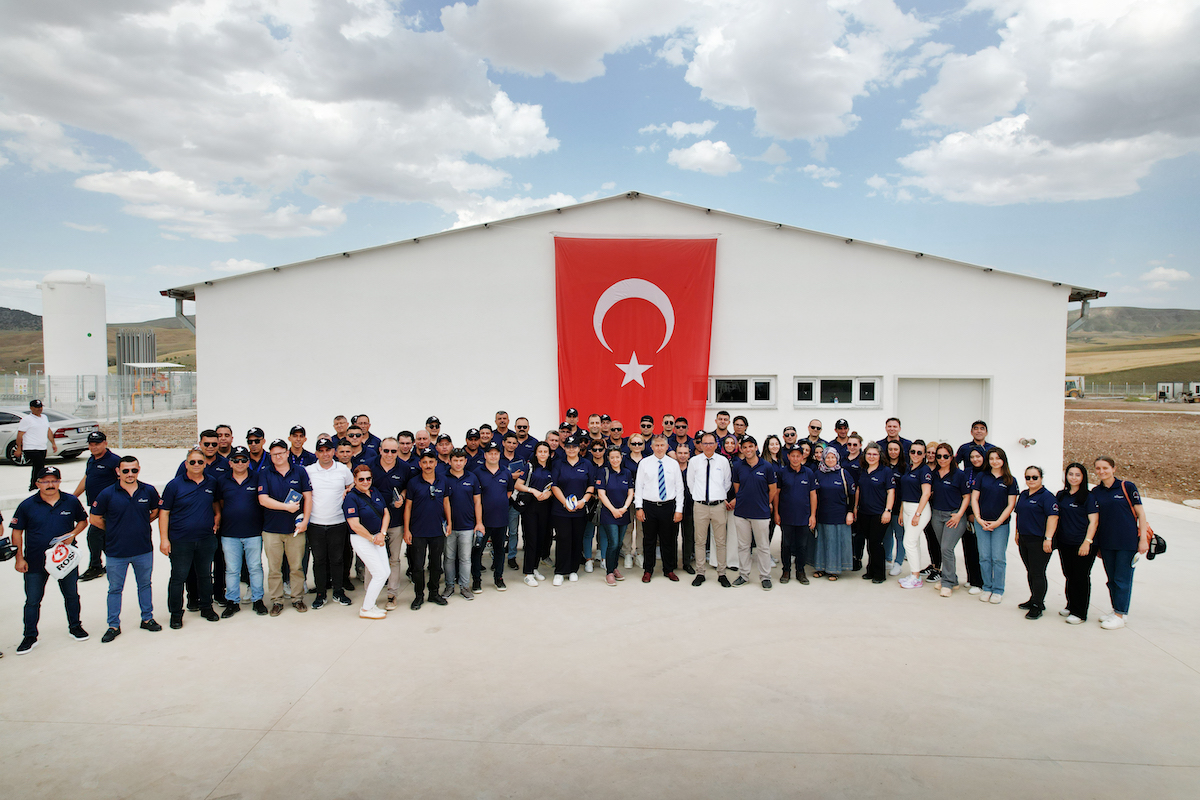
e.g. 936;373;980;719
794;377;882;408
709;376;776;408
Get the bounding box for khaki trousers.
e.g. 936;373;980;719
693;502;728;576
263;531;306;605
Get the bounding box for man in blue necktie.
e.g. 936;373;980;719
634;435;684;583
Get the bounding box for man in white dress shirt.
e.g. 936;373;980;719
687;432;733;587
305;438;354;609
633;435;684;583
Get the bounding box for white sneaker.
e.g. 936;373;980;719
635;554;644;568
552;574;564;586
989;593;1003;604
967;585;982;595
584;560;593;573
523;575;538;587
889;563;902;576
1058;608;1071;617
624;555;633;569
770;556;779;567
359;606;386;619
1100;615;1126;630
534;570;547;581
1100;611;1115;623
979;591;992;602
1065;614;1084;625
568;572;578;582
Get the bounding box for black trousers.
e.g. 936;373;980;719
924;521;942;568
169;536;217;616
962;524;984;587
26;449;47;490
186;542;225;606
851;518;866;566
538;506;555;561
861;513;889;580
553;516;585;575
520;501;550;574
1018;535;1053;610
780;524;810;572
679;503;695;567
408;535;445;599
1057;540;1098;619
640;500;678;575
308;522;347;599
86;523;106;569
472;526;508;582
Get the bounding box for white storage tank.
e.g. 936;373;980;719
39;270;108;390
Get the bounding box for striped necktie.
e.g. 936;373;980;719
658;458;667;500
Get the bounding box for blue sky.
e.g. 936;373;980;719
1;0;1197;321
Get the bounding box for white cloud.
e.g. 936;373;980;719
801;164;841;188
601;181;616;190
212;258;266;273
62;222;108;233
894;0;1200;203
0;3;559;241
752;143;790;165
0;278;40;292
1141;266;1190;283
667;140;741;176
639;120;717;139
448;191;578;228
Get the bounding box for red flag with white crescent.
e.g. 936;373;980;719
555;237;716;431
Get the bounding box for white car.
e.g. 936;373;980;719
1;407;98;465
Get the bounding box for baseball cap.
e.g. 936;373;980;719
565;407;579;416
229;445;250;458
418;447;438;460
742;435;758;447
246;427;265;439
483;441;501;452
558;422;572;431
36;465;61;479
599;414;611;422
29;399;43;408
315;437;335;450
436;433;452;443
784;443;804;454
426;416;441;426
465;428;481;439
269;439;288;450
563;435;582;447
289;425;306;436
835;419;849;428
640;415;654;423
87;431;107;443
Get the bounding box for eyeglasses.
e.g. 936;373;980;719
229;458;248;464
381;448;398;454
120;467;140;474
186;460;205;466
936;454;951;460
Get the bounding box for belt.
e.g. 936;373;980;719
695;500;723;506
644;499;674;506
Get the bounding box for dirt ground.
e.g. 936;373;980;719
1064;399;1200;504
99;414;198;449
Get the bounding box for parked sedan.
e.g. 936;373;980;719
1;407;98;465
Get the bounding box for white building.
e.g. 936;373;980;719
163;192;1102;485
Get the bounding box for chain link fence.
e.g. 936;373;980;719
0;372;197;422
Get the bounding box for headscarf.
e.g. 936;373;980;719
818;446;841;474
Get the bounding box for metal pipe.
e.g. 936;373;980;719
174;297;196;334
1066;298;1091;333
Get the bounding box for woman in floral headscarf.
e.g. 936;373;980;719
809;447;858;581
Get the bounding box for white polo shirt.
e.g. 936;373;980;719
17;412;52;452
305;461;354;525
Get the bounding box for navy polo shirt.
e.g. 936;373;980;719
1015;488;1059;538
434;459;451;479
502;455;527;488
826;439;851;462
930;469;969;512
814;469;856;525
876;437;913;458
288;449;317;468
217;473;264;538
396;454;421;483
777;464;816;525
349;449;373;469
955;440;995;470
513;436;540;462
370;458;410;520
1088;480;1142;550
732;458;776;520
84;449;122;503
343;487;387;535
92;482;161;557
406;474;449;538
596;467;634;526
973;472;1018;520
247;452;269;474
175;454;230;482
446;470;481;530
523;462;554;494
1056;489;1092;546
858;466;896;516
474;464;514;527
465;449;487;473
550;457;593;518
670;437;697;457
161;475;221;542
364;433;382;450
898;464;934;504
9;492;88;568
257;465;313;535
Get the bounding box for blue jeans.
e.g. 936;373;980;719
443;530;473;591
24;568;81;638
885;516;905;563
505;505;521;559
583;519;597;562
976;520;1010;595
1100;548;1137;614
222;536;264;603
597;523;626;574
106;552;154;627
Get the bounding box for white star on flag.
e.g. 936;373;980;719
616;352;653;387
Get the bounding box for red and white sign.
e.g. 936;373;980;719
555;237;716;429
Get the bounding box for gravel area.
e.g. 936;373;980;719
1064;400;1200;504
99;413;197;449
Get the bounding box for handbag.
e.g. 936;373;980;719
1120;481;1166;559
45;541;81;580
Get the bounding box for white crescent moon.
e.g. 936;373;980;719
592;278;675;354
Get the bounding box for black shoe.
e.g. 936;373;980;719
342;579;355;592
798;572;810;585
310;595;327;610
170;616;183;629
471;578;483;593
761;579;772;591
253;600;269;616
140;619;162;632
16;637;38;655
508;558;519;570
69;625;89;641
872;578;885;584
682;564;695;575
718;575;732;588
200;607;220;622
731;576;748;587
186;602;199;612
410;597;424;611
101;627;121;643
692;574;705;587
861;572;873;580
429;594;448;606
1025;608;1043;620
80;565;106;582
221;603;241;618
780;571;791;584
1018;600;1034;610
332;593;353;606
495;578;507;592
852;560;863;572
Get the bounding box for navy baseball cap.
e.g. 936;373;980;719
36;465;61;479
87;431;107;443
289;425;306;436
229;446;250;459
315;437;335;450
247;427;265;439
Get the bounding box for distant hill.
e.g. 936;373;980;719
0;307;196;370
0;307;42;331
1067;307;1200;337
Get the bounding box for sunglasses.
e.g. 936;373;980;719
910;450;925;456
229;458;248;464
640;423;653;428
611;427;622;432
120;467;140;474
809;426;821;430
355;476;372;483
201;442;217;447
516;426;528;431
246;438;262;444
1025;475;1039;481
186;460;205;466
381;448;398;454
347;433;362;438
936;454;951;460
675;424;687;429
429;424;441;429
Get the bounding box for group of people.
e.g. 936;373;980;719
4;405;1152;658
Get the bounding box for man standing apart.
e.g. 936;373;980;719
731;436;778;590
404;450;452;611
9;466;89;654
258;440;313;616
634;435;684;583
687;433;733;587
217;446;267;617
75;430;120;582
306;437;354;610
90;455;162;641
160;448;223;628
14;399;56;491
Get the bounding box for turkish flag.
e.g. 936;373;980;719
555;237;716;431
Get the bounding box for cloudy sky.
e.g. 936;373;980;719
1;0;1197;321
